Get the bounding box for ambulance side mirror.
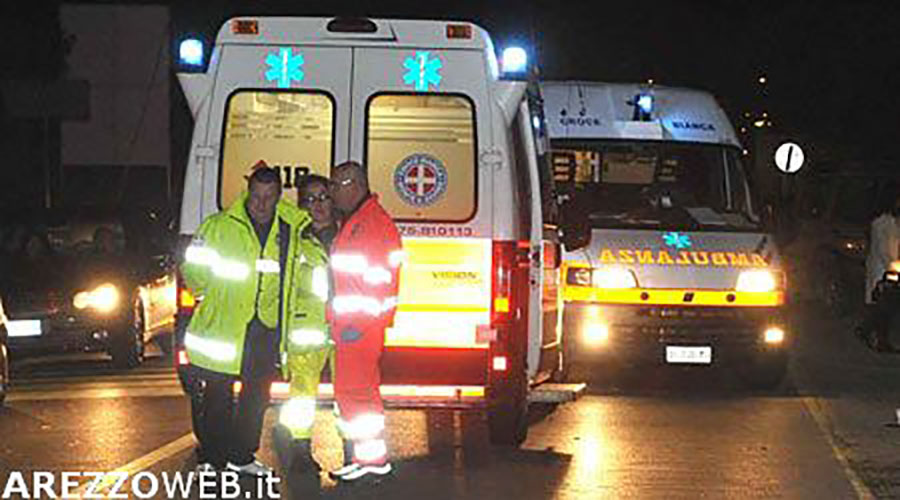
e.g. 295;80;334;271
559;195;591;252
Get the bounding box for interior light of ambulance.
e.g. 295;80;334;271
492;356;508;371
231;19;259;35
446;24;473;39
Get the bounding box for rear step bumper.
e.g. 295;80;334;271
272;382;587;408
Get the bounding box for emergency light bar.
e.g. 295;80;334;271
501;46;528;75
631;93;654;121
179;38;204;67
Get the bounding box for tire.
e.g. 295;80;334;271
487;368;529;446
155;331;175;357
739;352;788;390
110;297;146;369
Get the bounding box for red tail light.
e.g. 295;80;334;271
176;272;197;315
176;349;189;366
490;241;530;327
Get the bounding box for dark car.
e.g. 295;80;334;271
0;208;178;368
0;295;9;404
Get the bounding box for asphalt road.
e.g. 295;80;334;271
0;335;864;499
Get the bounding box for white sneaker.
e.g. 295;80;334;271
195;463;217;474
226;460;273;477
338;463;393;481
328;463;360;479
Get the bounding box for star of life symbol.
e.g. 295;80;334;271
265;48;304;88
394;154;448;207
403;51;442;91
662;231;692;249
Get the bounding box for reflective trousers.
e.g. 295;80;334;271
279;347;332;439
333;322;387;465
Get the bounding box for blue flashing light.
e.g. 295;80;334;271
637;94;653;115
501;47;528;74
179;38;204;66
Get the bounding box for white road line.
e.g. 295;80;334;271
802;397;875;500
74;433;197;497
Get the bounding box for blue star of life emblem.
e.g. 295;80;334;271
265;48;304;88
403;51;442;91
662;232;692;249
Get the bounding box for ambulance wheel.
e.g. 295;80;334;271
110;297;145;369
739;352;787;390
487;370;529;446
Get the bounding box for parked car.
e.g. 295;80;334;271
0;207;177;368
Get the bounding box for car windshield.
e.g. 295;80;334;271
1;222;126;260
553;140;758;230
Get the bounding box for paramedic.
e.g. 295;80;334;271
327;161;403;482
181;165;309;476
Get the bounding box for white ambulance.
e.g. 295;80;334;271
173;17;583;445
542;81;789;388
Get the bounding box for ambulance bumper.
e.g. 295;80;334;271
563;302;787;365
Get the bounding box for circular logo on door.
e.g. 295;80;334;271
393;153;448;207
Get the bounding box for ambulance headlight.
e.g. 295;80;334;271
501;46;528;74
73;283;120;313
179;38;204;67
592;268;638;289
735;270;780;293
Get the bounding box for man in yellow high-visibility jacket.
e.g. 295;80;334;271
182;165;328;476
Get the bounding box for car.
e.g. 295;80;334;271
0;294;9;405
0;207;178;368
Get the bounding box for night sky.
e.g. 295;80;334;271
2;1;899;207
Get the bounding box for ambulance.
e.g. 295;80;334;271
542;81;788;388
173;17;583;445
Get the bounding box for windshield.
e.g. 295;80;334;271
1;222;126;260
552;140;758;230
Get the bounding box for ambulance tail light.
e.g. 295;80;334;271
491;241;530;327
176;349;190;367
176;272;197;316
231;19;259;35
446;24;473;39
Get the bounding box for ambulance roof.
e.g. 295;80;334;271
540;81;742;149
216;17;493;51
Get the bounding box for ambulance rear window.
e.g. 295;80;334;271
220;91;334;207
365;94;476;222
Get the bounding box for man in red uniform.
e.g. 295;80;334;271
326;161;403;482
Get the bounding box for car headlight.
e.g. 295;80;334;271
73;283;120;313
735;270;781;293
592;267;638;289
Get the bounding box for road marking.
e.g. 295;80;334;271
74;432;196;496
802;397;875;500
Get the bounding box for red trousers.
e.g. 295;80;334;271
332;320;387;464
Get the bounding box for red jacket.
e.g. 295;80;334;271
328;194;403;334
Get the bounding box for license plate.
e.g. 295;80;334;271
665;346;712;364
6;319;42;337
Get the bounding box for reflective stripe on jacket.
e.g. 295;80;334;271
328;194;403;334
